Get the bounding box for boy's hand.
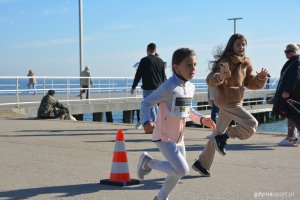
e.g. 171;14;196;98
144;122;156;133
202;117;216;131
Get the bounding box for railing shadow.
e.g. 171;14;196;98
185;143;275;152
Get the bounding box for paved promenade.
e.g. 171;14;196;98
0;118;299;200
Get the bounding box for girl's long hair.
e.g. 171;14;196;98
209;34;247;71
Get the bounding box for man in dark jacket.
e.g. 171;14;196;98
131;43;166;127
273;44;300;144
37;90;69;119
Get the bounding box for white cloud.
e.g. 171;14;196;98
104;23;135;30
162;16;190;24
0;0;13;4
40;7;66;16
12;34;99;49
39;2;72;16
13;38;76;49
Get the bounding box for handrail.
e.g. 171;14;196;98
0;76;276;108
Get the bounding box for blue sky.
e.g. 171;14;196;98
0;0;299;78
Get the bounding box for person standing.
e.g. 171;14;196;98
265;74;271;89
273;44;300;146
207;85;219;124
27;69;37;95
131;43;166;130
79;66;93;99
136;48;215;200
192;34;269;177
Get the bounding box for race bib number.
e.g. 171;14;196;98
171;96;192;117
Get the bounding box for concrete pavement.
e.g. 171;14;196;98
0;118;299;200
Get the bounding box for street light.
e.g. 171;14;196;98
227;17;243;34
79;0;84;75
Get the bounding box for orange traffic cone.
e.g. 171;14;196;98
100;129;140;186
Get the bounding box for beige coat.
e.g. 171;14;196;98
206;56;267;107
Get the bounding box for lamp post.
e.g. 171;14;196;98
79;0;83;75
227;17;243;34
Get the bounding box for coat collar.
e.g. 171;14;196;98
172;73;187;85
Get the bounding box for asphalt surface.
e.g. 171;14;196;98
0;118;299;200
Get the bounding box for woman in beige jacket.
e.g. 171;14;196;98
27;69;37;95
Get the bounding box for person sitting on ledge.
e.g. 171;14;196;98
37;89;70;120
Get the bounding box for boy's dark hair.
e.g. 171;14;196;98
172;48;196;72
172;48;196;65
147;43;156;52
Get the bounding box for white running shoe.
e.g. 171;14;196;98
294;130;299;144
277;138;298;147
137;152;153;180
135;120;142;130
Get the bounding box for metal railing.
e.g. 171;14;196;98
0;76;209;107
0;76;277;108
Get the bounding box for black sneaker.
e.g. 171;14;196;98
192;159;210;177
214;134;227;156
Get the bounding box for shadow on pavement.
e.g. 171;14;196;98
1;129;142;137
0;178;163;200
0;175;208;200
185;143;274;152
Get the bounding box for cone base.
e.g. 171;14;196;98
100;179;140;186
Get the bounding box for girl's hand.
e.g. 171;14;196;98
219;71;231;81
202;118;216;131
256;68;269;79
144;122;156;132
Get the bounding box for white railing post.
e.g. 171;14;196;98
87;78;91;104
66;78;70;105
108;78;111;102
43;78;46;95
125;77;128;101
16;77;20;108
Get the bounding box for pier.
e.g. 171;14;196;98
0;76;277;124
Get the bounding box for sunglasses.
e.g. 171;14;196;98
284;50;294;54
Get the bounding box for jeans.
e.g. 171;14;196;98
143;90;158;122
211;102;219;124
287;118;300;138
148;141;189;200
27;83;36;94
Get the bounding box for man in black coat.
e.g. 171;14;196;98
131;43;166;129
